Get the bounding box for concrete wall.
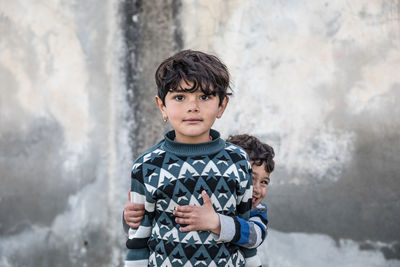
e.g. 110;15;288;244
1;0;399;266
0;1;129;266
179;0;400;265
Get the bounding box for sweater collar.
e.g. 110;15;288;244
162;129;225;156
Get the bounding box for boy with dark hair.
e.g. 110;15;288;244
124;50;253;267
125;134;276;267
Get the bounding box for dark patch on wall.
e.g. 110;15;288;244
0;117;97;236
267;85;400;259
381;243;400;260
121;0;183;159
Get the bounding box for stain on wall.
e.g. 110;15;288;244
0;0;130;266
1;0;400;266
178;0;400;262
121;0;183;158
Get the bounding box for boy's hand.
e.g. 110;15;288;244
124;190;145;228
173;190;221;234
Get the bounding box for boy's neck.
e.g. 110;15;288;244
174;130;212;144
163;129;223;157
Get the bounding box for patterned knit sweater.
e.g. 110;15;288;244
125;129;253;267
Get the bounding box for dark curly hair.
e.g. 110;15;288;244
227;134;275;173
155;50;232;106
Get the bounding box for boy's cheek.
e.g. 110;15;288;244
260;187;267;198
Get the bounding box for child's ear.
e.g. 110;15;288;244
155;96;167;117
216;96;229;119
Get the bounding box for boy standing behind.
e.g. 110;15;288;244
125;50;253;266
174;134;275;267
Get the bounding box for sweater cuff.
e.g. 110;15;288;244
245;254;262;267
213;214;236;242
125;248;149;266
124;260;149;267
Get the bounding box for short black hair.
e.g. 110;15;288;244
155;50;232;106
227;134;275;173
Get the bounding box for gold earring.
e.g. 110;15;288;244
163;116;168;123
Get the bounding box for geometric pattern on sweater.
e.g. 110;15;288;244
125;129;252;267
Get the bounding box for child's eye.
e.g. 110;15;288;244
174;95;184;101
200;95;209;100
261;180;269;185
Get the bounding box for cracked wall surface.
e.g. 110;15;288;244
1;0;400;266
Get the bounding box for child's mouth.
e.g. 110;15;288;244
183;118;202;124
252;197;259;207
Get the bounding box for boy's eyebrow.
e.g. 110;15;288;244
168;88;216;95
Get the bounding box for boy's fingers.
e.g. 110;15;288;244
127;219;140;225
127;216;143;223
135;210;145;216
125;202;145;212
201;190;211;205
125;204;145;215
179;225;192;232
127;218;142;223
127;222;140;228
131;203;145;211
175;205;195;212
126;210;144;217
179;223;202;232
173;210;188;218
175;217;194;224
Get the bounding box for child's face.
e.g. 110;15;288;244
252;162;270;207
156;80;228;144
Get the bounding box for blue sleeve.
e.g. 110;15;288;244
232;204;268;248
215;204;268;249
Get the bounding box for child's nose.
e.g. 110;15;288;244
187;98;199;112
253;182;261;193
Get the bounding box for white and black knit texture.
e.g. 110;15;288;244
125;129;253;267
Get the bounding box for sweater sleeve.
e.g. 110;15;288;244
234;152;253;237
124;162;155;267
214;203;268;249
215;204;268;249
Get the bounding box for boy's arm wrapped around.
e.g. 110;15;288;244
232;150;255;262
125;160;155;267
217;202;268;249
216;151;270;246
173;191;268;249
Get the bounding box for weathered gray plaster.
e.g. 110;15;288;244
121;0;182;157
179;0;400;264
1;0;130;266
1;0;400;266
